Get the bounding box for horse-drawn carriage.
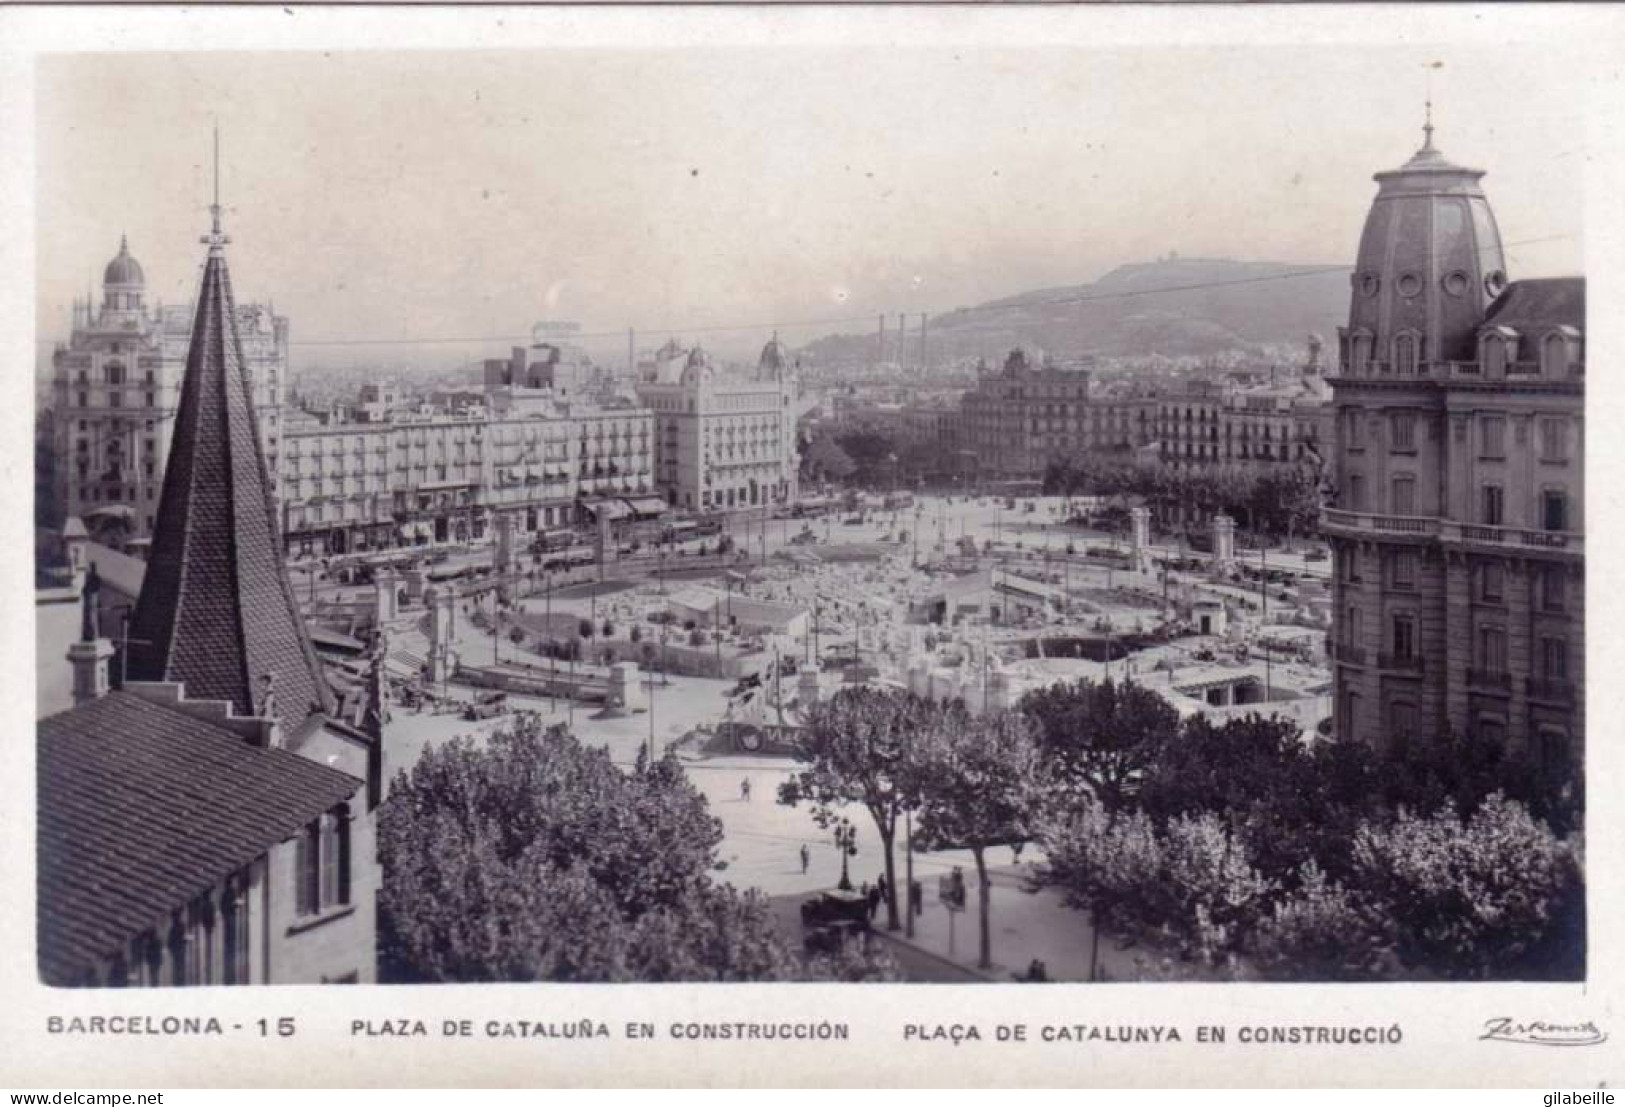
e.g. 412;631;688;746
799;888;870;954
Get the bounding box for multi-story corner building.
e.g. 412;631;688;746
951;349;1156;482
1322;124;1584;765
50;238;287;549
277;386;656;559
635;338;799;513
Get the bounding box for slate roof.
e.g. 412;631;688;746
123;226;335;730
37;690;360;984
1484;277;1586;333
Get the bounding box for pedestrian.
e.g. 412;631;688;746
799;843;810;874
867;884;881;921
876;873;889;911
740;777;751;802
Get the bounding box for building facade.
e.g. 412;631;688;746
40;202;378;987
952;350;1157;481
635;338;800;513
278;395;657;559
1322;125;1585;766
51;238;286;549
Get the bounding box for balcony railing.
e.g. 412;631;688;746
1438;520;1583;555
1466;667;1512;691
1526;677;1575;704
1322;509;1439;537
1329;642;1366;665
1377;652;1423;672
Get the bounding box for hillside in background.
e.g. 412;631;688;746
805;257;1350;366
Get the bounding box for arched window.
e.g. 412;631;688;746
223;872;251;986
104;363;126;386
1350;332;1373;375
1542;333;1569;376
1393;333;1419;376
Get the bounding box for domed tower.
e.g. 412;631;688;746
101;235;147;320
680;346;714;389
758;332;789;381
1343;115;1507;373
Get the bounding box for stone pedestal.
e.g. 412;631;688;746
1212;513;1237;569
427;587;455;684
798;668;821;708
374;568;399;624
606;661;647;715
405;568;428;604
68;637;115;706
1129;506;1152;555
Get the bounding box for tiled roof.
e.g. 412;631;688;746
36;691;361;985
124;232;335;730
1484;278;1585;332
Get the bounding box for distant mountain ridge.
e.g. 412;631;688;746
806;257;1350;365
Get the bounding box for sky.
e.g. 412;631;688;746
33;40;1594;371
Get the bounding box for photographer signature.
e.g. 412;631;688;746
1481;1018;1607;1047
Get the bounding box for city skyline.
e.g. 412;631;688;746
34;45;1588;372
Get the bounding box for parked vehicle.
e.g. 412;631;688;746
462;691;509;720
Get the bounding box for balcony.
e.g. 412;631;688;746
1321;509;1438;538
1438;520;1583;557
1466;668;1512;692
1526;677;1575;704
1377;652;1423;672
1329;641;1366;665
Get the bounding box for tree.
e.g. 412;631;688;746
1037;801;1272;976
777;686;941;931
1138;713;1372;887
1035;801;1164;980
1252;862;1391;982
379;717;896;982
914;709;1042;969
1020;677;1181;812
803;429;857;484
1350;793;1584;981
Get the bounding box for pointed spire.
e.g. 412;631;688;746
1422;98;1435;152
202;124;230;256
125;157;333;732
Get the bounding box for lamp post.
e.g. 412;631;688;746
833;818;858;892
645;654;657;763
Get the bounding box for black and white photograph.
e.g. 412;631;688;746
4;2;1623;1089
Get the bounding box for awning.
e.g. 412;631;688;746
85;504;137;521
586;500;632;521
625;497;669;518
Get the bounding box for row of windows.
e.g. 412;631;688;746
1341;550;1570;612
1340;606;1571;679
1343;409;1573;462
1339;691;1572;767
1342;473;1572;530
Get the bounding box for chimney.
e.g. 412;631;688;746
877;314;886;366
920;312;928;372
67;563;114;706
898;313;907;370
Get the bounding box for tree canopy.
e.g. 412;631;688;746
380;715;898;982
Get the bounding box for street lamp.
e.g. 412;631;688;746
833;818;858;892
